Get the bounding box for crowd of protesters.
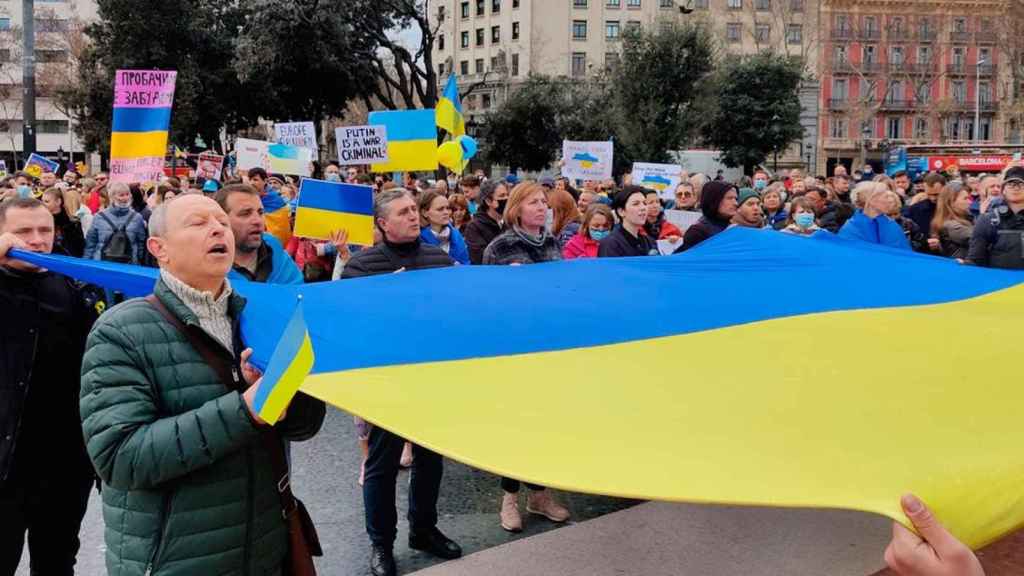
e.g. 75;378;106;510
0;153;1013;576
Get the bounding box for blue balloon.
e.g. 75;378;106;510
458;135;478;160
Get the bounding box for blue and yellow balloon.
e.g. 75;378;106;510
438;135;478;174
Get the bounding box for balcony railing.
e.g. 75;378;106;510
947;64;967;75
977;64;996;76
880;99;915;111
860;62;881;74
887;29;912;42
952;100;1000;112
976;31;997;44
828;98;850;110
917;29;938;43
832;60;854;73
831;28;854;40
858;28;882;40
949;31;972;43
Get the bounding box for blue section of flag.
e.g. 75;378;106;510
442;75;462;113
112;107;173;133
368;109;438;142
252;298;308;411
297;180;373;216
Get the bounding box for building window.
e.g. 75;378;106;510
476;28;485;46
861;120;874;139
573;20;588;40
833;45;848;64
438;62;445;76
755;0;770;10
492;0;501;13
475;58;484;74
35;49;67;63
606;51;621;70
790;0;803;11
694;0;708;7
461;31;469;48
863;45;876;64
438;34;445;51
490;56;499;70
438;5;446;21
915;84;931;104
606;21;620;39
890;46;904;66
511;53;519;76
833;78;848;101
660;0;674;7
726;23;741;43
786;24;802;45
979;81;992;103
953;17;967;32
952;80;966;103
887;117;902;139
461;1;470;18
626;21;641;33
37;120;69;134
482;93;492;109
918;46;931;65
861;78;878;102
980;47;991;64
830;117;848;139
572;52;587;76
574;0;588;7
887;80;903;103
35;18;69;33
979;117;992;140
513;22;520;40
460;60;469;75
914;117;929;139
476;0;485;16
513;0;520;7
492;26;500;43
727;0;742;9
627;0;641;6
755;24;770;42
607;0;621;6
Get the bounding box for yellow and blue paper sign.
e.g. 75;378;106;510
109;69;177;183
368;109;439;173
24;153;60;179
293;179;374;246
436;75;465;138
251;298;315;425
11;228;1024;549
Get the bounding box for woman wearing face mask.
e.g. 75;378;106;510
419;190;470;265
599;186;660;258
563;204;614;260
464;181;509;264
41;187;86;257
680;181;739;252
931;185;974;259
781;197;822;236
643;191;682;241
761;185;788;230
480;183;572;532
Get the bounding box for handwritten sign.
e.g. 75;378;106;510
335;125;389;166
114;70;177;108
275;122;318;151
196;152;225;181
562;140;613;181
633;162;683;201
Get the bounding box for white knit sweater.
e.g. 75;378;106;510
160;270;235;354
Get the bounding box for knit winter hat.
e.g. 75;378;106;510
737;187;760;208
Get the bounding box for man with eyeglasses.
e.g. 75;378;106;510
966;165;1024;269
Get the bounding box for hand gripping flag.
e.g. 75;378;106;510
12;228;1024;549
436;75;466;138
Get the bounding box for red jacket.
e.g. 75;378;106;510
562;233;600;259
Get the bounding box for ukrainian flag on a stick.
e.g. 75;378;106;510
293;179;375;246
368;109;439;173
436;75;466;138
109;70;177;183
252;297;315;425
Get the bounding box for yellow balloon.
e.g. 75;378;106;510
437;141;464;171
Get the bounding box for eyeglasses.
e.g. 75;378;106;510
1005;181;1024;191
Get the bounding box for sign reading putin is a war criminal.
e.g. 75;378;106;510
335;125;389;166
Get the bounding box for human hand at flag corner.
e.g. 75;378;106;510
883;494;984;576
240;348;262;386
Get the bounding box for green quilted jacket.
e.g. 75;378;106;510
80;280;326;576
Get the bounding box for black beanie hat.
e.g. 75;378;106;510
613;185;648;210
699;181;737;221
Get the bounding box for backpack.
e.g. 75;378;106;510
97;211;134;263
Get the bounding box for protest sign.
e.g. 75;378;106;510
335;125;389;166
0;160;7;178
633;162;683;201
274;121;318;151
196;152;225;181
235;138;313;177
294;179;374;246
24;153;60;178
562;140;613;181
664;210;701;233
657;239;683;256
110;69;177;183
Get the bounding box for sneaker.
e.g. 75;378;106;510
500;492;523;532
526;490;570;523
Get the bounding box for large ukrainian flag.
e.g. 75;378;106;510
369;109;439;173
13;228;1024;550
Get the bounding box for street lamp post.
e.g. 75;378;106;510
975;58;987;142
861;123;872;167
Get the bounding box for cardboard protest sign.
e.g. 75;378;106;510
664;210;701;233
633;162;684;201
110;69;177;183
196;152;225;181
562;140;613;181
235;138;313;177
335;125;389;166
274;122;318;151
24;153;60;179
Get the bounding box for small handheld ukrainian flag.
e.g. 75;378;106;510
252;297;315;425
436;74;465;138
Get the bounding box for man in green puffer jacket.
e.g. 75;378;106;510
80;194;326;576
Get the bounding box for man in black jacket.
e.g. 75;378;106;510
341;188;459;576
463;180;508;264
0;197;97;575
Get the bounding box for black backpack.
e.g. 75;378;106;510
97;212;134;263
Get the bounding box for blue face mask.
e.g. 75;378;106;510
325;172;341;182
795;213;815;229
754;180;767;191
17;185;32;198
590;229;610;241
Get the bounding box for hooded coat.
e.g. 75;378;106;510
680;181;736;252
837;211;911;250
